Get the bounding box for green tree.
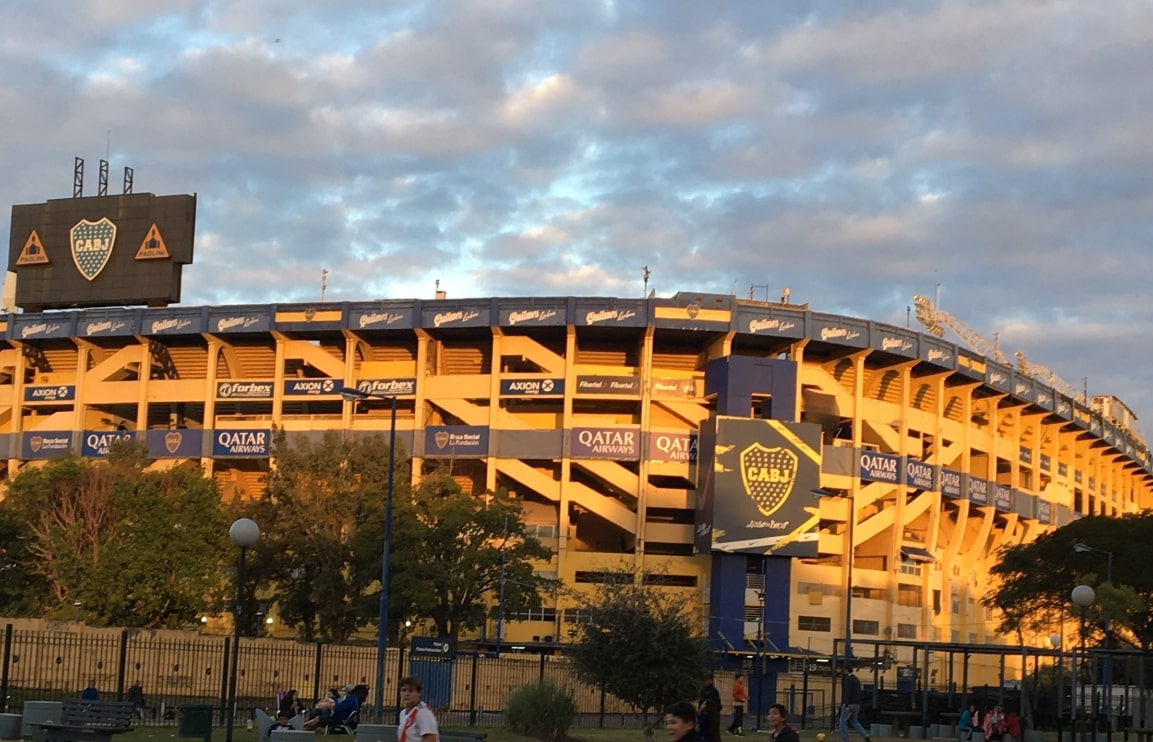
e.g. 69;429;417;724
389;476;554;641
0;449;232;627
567;572;708;738
248;430;410;642
984;513;1153;649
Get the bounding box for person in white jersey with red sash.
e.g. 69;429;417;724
398;676;438;742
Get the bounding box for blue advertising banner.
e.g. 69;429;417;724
81;430;136;457
941;469;963;499
871;327;918;357
216;381;275;399
498;302;567;327
422;304;491;329
1019;446;1032;464
736;307;805;338
348;303;415;330
1037;499;1052;524
14;315;75;340
410;636;455;658
80;312;138;337
919;337;955;368
142;308;204;335
147;429;204;458
283;379;340;396
355;378;417;396
24;385;76;403
208;308;272;334
968;477;989;505
22;431;73;458
570;427;640;460
572;299;647;327
425;426;489;457
905;459;935;490
647;431;697;463
811;314;869;348
700;416;822;557
499;378;565;397
995;484;1013;511
651;378;698;398
986;365;1012;393
859;451;900;483
212;429;271;457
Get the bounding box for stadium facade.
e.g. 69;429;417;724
1;291;1149;668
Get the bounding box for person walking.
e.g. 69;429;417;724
728;672;748;736
398;676;439;742
699;675;722;742
838;666;871;742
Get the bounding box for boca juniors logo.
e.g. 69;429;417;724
739;442;798;516
165;430;183;454
70;217;117;281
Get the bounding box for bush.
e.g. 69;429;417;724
506;681;577;741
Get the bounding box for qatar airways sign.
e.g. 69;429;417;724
570;427;640;460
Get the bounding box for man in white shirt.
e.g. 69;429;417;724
398;676;438;742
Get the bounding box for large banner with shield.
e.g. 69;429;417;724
695;416;822;557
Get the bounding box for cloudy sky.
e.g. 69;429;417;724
3;1;1152;426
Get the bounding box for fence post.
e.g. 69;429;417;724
116;630;129;701
468;653;478;726
312;643;322;710
0;624;11;713
539;652;546;684
220;637;232;726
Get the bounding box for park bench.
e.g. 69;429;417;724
1127;728;1153;742
439;731;487;742
37;699;135;742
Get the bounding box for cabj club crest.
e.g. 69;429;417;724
69;217;117;281
739;442;798;516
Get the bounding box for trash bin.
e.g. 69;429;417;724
178;705;214;742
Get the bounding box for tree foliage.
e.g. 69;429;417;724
568;572;708;737
245;430;409;642
0;445;232;627
389;475;553;641
984;514;1153;648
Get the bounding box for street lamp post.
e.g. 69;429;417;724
496;515;508;657
226;518;260;742
1072;584;1096;742
340;386;397;721
1073;543;1114;728
1051;633;1064;741
811;488;854;668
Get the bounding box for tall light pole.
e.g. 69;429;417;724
1073;542;1113;727
1072;584;1096;742
1051;633;1064;740
226;518;260;742
340;386;397;721
496;515;508;657
811;488;854;669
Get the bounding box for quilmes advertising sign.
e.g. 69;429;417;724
696;416;821;557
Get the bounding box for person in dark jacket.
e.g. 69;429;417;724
767;704;800;742
126;682;146;720
698;675;722;742
665;701;706;742
838;666;870;742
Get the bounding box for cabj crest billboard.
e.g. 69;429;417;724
695;416;822;557
8;193;196;310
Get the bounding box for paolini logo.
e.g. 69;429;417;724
24;385;76;402
216;316;265;332
216;381;274;399
21;322;64;339
500;378;564;396
357;311;407;329
433;310;480;327
284;379;338;396
356;378;417;396
507;308;559;325
584;308;637;325
748;317;798;334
